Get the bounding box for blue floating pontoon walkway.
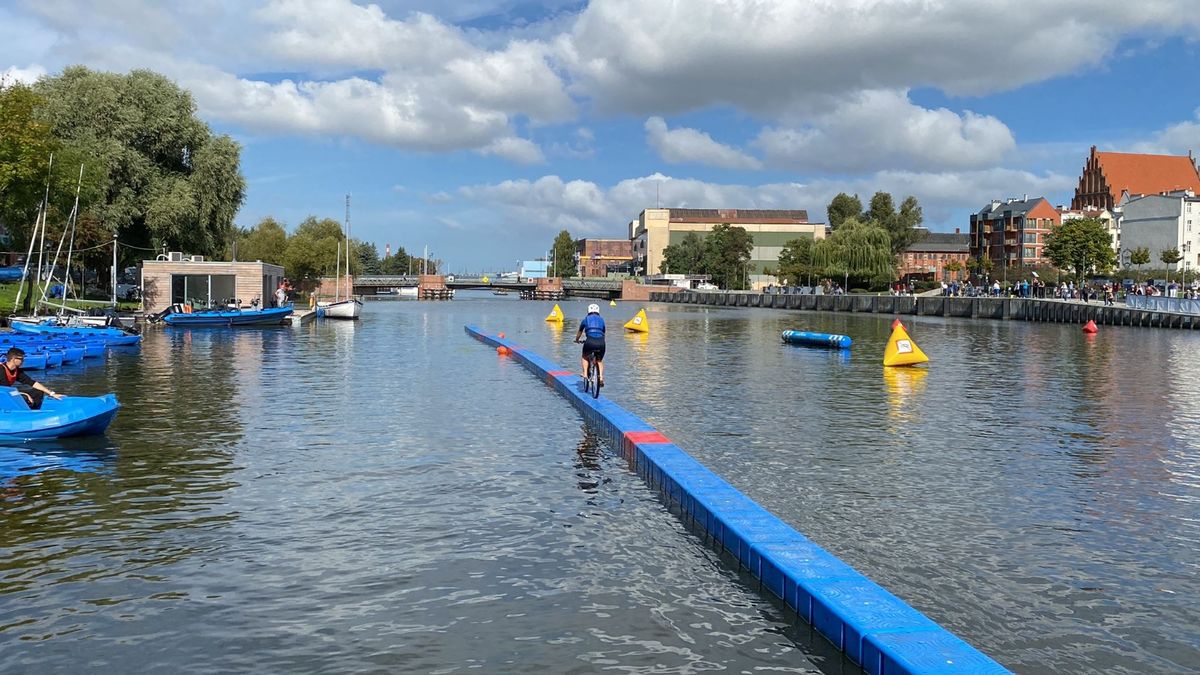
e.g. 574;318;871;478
463;324;1008;667
466;325;1009;675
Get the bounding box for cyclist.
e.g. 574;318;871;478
574;303;606;386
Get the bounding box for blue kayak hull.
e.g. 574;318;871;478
0;392;120;440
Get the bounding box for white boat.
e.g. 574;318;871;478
319;297;361;319
319;196;363;320
398;286;418;298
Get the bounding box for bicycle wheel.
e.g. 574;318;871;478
589;356;601;399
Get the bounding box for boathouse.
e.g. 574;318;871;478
140;254;286;315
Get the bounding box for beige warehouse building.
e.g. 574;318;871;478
629;208;825;289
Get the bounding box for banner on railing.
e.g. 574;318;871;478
1126;295;1200;315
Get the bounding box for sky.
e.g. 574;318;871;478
3;0;1200;273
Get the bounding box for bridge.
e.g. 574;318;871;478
350;275;624;298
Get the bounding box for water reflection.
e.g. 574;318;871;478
883;366;927;424
0;438;116;484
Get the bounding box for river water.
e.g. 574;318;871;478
1;295;1198;673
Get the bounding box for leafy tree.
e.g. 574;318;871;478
661;231;704;274
34;66;245;263
1043;217;1116;284
811;218;894;289
944;260;963;281
550;229;576;278
380;246;412;275
1160;247;1183;284
701;223;754;289
861;191;925;257
234;217;288;265
826;193;862;230
1131;246;1150;280
356;241;382;275
283;216;343;282
775;237;815;286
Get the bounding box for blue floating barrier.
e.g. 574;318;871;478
781;329;852;349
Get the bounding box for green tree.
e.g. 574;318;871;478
1131;246;1150;280
1160;247;1183;284
701;223;754;289
356;241;382;275
550;229;576;278
862;191;924;257
1043;217;1116;284
283;216;343;282
380;246;411;275
34;66;246;263
661;231;705;274
811;218;894;289
234;217;288;265
826;193;862;230
944;259;963;281
775;237;815;286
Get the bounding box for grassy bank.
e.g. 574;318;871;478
0;283;140;317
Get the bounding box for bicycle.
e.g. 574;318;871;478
575;339;602;399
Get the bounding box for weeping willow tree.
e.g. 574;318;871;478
811;218;895;290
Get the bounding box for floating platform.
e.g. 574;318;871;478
781;329;852;349
464;325;1008;674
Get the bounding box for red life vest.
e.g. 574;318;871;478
1;365;20;386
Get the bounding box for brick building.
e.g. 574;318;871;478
1072;146;1200;211
969;197;1061;269
575;238;633;277
898;230;970;281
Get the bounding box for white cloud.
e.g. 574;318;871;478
8;0;1200;176
645;117;762;170
754;89;1015;172
560;0;1200;115
479;136;545;164
1;64;47;85
457;169;1075;240
1130;108;1200;155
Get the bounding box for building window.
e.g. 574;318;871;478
1023;233;1037;243
1024;247;1036;258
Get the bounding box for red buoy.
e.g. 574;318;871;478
497;346;511;356
497;332;505;339
1082;320;1098;334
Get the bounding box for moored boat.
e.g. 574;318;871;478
317;298;363;319
0;390;120;440
159;304;293;327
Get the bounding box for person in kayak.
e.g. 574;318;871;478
574;303;606;386
2;347;65;410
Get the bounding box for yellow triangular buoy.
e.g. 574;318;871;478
545;304;564;322
609;299;617;307
883;324;928;367
624;308;649;333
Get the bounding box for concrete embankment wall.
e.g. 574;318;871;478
654;291;1200;329
464;325;1009;674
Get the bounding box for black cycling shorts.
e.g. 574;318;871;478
581;337;605;361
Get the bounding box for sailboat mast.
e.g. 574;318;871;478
344;194;351;300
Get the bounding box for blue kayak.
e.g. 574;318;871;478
9;322;141;346
161;304;293;326
0;390;119;440
0;354;48;370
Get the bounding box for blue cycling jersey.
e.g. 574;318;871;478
579;314;606;339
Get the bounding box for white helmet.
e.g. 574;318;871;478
587;303;600;314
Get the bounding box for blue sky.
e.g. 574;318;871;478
3;0;1200;272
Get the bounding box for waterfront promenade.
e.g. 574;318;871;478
653;289;1200;329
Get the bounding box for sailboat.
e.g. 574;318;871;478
317;195;363;320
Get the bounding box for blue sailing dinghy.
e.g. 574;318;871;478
0;390;120;440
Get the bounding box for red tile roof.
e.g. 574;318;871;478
1097;151;1200;204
